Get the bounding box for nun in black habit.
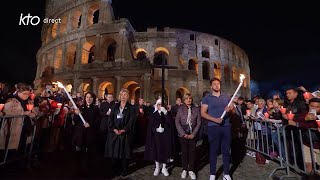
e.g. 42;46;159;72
104;89;136;176
144;99;174;177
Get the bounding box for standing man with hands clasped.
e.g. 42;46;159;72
201;78;235;180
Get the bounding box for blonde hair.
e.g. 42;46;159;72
118;88;129;101
183;93;193;102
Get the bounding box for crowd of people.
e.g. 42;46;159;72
0;80;319;180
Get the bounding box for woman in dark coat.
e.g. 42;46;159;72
105;89;136;176
72;92;101;176
144;99;174;177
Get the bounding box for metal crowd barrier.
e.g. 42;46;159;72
0;115;37;166
245;118;320;179
282;126;320;177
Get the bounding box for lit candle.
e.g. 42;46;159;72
264;112;270;119
57;103;62;109
30;93;36;100
246;109;251;116
221;74;245;119
303;92;310;100
316;120;320;128
53;81;87;124
280;106;287;114
26;104;34;111
0;104;4;112
287;111;294;121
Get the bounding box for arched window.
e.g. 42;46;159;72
93;10;99;24
188;59;197;71
88;45;95;63
153;51;168;65
137;51;147;61
202;61;210;80
106;42;116;62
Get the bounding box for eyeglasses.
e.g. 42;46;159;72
20;92;31;96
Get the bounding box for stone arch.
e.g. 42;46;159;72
224;65;230;82
213;63;221;79
66;42;76;66
54;47;62;71
101;38;117;62
72;9;82;30
153;47;169;65
98;81;114;99
88;45;95;63
202;61;210;80
51;23;58;38
188;58;197;71
123;81;139;100
232;66;237;81
135;48;147;61
81;41;95;64
79;83;90;94
88;4;99;25
65;84;72;93
59;15;68;34
176;87;190;100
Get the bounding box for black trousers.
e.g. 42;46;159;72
112;158;128;174
180;137;196;171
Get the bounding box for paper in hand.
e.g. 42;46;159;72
312;90;320;98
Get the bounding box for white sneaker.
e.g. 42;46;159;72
223;174;232;180
210;175;216;180
265;159;270;164
181;170;187;179
153;168;160;176
162;167;169;176
189;171;196;180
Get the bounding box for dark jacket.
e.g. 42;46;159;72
73;104;101;148
105;102;136;159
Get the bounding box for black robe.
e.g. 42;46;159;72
72;104;101;148
105;102;136;159
144;111;174;163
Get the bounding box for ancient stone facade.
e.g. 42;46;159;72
35;0;250;104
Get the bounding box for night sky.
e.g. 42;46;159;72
1;1;319;98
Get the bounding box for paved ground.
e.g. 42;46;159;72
0;142;306;180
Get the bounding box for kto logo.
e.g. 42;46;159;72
19;13;40;26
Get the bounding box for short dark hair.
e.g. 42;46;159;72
309;98;320;104
238;96;244;101
286;88;298;93
209;78;221;85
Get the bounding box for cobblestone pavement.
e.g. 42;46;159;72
115;155;301;180
0;143;304;180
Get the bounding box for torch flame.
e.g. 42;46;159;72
240;74;245;82
52;81;64;88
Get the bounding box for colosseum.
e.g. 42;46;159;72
34;0;251;104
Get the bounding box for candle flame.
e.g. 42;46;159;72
239;74;245;82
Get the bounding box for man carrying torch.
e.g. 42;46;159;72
201;75;245;180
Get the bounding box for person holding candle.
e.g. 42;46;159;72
201;78;234;180
287;98;320;174
105;89;136;177
0;83;37;154
99;93;115;151
144;98;174;177
283;87;308;169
